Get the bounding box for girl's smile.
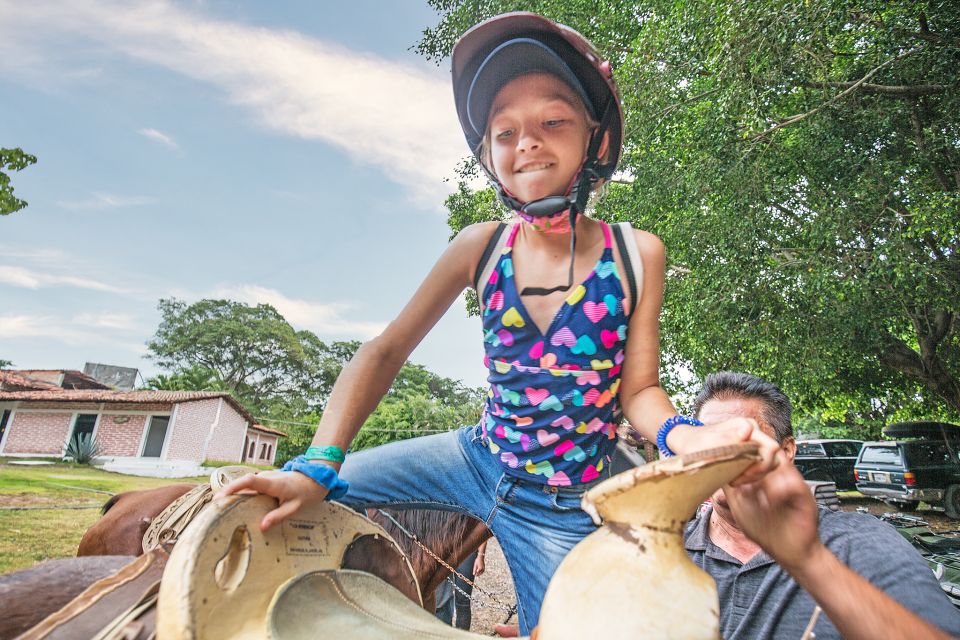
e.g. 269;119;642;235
488;73;592;204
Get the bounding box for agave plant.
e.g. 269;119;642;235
63;433;102;465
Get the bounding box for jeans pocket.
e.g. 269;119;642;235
550;489;586;512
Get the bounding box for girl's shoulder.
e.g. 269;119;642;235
452;221;509;288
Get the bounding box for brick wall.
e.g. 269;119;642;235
2;412;73;454
96;414;149;457
204;403;249;463
165;399;220;462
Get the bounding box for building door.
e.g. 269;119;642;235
141;416;170;458
0;408;11;450
70;414;98;442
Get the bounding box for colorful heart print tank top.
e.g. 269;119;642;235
480;221;628;486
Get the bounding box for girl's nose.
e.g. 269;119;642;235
517;127;542;153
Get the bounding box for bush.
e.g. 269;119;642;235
63;433;102;465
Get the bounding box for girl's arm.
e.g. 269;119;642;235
617;229;779;482
221;222;502;529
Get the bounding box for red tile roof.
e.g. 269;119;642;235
0;389;255;424
249;423;288;438
0;371;62;391
1;369;111;390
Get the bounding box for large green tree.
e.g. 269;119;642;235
1;148;37;215
421;0;960;426
147;301;485;463
146;298;339;413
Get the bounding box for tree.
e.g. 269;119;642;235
1;148;37;215
0;359;13;368
144;365;228;392
419;0;960;426
146;298;338;413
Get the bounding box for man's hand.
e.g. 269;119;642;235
218;469;330;532
723;451;820;572
668;418;781;486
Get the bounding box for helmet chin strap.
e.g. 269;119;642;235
481;119;610;296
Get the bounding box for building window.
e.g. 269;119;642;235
248;441;256;458
267;444;272;460
260;443;267;459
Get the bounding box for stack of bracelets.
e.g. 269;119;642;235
656;415;704;457
281;444;350;500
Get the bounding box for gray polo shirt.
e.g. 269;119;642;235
684;506;960;639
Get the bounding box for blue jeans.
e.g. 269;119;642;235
338;424;608;634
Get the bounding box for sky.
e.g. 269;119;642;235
0;0;491;388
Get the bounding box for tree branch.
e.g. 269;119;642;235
800;81;948;97
751;47;923;141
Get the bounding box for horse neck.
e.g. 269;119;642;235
372;509;490;596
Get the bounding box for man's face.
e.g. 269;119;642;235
698;395;796;515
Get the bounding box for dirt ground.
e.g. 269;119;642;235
837;492;959;532
457;493;959;635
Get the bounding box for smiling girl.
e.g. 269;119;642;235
223;13;779;634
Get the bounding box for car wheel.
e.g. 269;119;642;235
945;485;960;520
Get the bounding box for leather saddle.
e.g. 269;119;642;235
22;444;758;639
157;444;758;639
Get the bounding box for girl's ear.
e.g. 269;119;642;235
597;130;611;162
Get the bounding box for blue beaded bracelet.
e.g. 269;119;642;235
656;415;704;458
282;455;349;500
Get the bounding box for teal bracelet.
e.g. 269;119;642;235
305;445;346;464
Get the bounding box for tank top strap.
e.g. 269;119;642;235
504;221;522;248
599;220;613;249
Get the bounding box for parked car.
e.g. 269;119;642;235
854;421;960;518
794;439;863;490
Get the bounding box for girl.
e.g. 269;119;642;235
223;12;778;634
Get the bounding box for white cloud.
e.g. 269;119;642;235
73;312;140;331
56;192;155;210
0;265;125;293
212;284;387;339
138;127;179;149
0;0;472;207
0;314;144;353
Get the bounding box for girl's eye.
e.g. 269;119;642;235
544;119;566;128
495;128;514;140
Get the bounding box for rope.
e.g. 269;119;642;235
376;509;516;615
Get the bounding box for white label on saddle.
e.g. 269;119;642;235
282;519;333;556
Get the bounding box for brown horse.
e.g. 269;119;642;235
77;482;492;610
1;487;491;638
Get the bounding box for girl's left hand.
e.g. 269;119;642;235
667;418;780;485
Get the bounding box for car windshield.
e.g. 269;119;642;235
824;441;862;457
797;443;825;456
860;446;902;465
904;442;952;466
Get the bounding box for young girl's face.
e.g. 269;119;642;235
487;73;593;204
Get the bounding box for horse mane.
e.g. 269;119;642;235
100;492;124;515
373;509;474;579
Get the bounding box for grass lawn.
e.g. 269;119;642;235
0;460;207;574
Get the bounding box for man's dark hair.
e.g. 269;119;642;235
691;371;793;443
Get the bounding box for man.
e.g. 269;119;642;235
688;371;960;639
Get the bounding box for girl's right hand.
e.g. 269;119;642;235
218;468;331;532
666;417;781;485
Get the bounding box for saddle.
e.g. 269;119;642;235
157;444;758;639
22;444;757;639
